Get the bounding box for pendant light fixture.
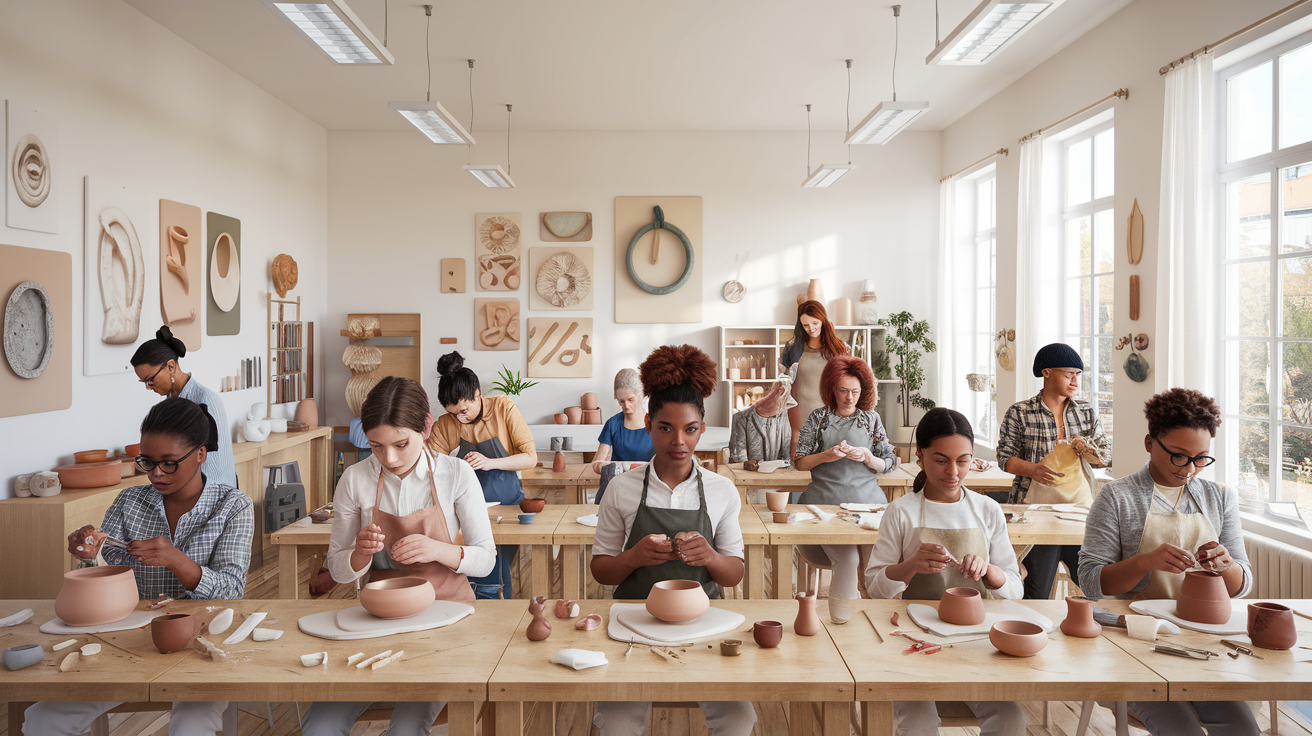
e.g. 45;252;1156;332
927;0;1065;65
261;0;394;64
801;104;854;188
464;104;516;188
388;6;475;144
845;5;930;145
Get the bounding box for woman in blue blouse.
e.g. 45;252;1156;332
592;368;654;471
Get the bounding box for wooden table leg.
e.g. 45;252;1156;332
447;701;478;736
788;701;813;736
496;702;524;736
10;702;31;735
561;544;581;600
772;544;793;599
531;545;550;599
278;543;299;600
861;701;893;736
821;702;846;736
745;544;764;599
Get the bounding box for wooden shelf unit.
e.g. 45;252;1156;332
268;295;307;412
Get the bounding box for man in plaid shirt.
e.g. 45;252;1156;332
996;343;1109;599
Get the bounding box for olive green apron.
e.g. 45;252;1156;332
903;492;991;600
613;465;722;600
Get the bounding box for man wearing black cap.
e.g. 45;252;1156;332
996;342;1110;599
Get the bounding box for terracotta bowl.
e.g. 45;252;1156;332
360;577;435;619
55;565;139;627
124;443;141;457
989;620;1048;657
520;498;546;514
54;460;123;489
938;587;986;626
151;613;201;654
1248;602;1297;650
753;620;783;648
74;449;111;464
765;491;789;512
646;579;710;623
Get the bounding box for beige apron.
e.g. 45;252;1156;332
1133;484;1218;600
1025;441;1095;507
367;451;475;602
903;492;991;600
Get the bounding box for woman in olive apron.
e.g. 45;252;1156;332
591;345;756;736
793;356;899;623
307;376;496;736
1077;389;1256;736
864;408;1025;736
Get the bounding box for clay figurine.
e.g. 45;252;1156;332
574;614;602;631
527;600;553;641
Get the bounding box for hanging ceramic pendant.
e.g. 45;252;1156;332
1124;351;1149;382
723;280;744;303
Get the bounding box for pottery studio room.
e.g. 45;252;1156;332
7;0;1312;735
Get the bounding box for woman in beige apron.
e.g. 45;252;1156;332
779;300;850;457
864;409;1025;736
307;376;496;736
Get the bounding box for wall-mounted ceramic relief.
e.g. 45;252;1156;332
475;213;521;291
83;177;155;376
95;208;144;345
206;212;241;336
6;100;59;234
474;298;520;351
272;253;298;298
158;199;202;351
4;280;53;378
0;243;71;417
440;258;466;293
528;247;593;310
540;212;592;242
526;317;593;378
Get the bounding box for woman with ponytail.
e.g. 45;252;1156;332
862;408;1023;735
131;326;235;488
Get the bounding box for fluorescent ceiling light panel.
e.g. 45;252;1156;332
801;164;854;188
464;165;515;188
389;102;476;145
263;1;394;65
845;101;930;145
927;1;1062;65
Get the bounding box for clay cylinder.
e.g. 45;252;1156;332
553;452;566;473
554;413;569;425
1177;571;1231;625
581;392;599;411
582;408;602;425
831;297;854;326
1248;602;1297;650
151;613;201;654
550;437;562;451
806;279;825;304
794;593;820;636
1060;595;1102;638
564;406;583;424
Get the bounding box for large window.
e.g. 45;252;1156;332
967;171;997;444
1218;31;1312;517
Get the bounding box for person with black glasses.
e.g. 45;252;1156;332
1077;388;1255;736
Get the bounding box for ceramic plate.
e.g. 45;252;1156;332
575;514;598;527
40;610;163;635
609;603;745;645
299;601;474;640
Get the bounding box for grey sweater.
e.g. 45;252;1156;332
1077;463;1252;600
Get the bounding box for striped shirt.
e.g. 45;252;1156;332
178;377;237;489
995;392;1111;503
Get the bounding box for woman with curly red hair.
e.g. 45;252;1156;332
591;345;754;736
794;355;899;623
779;300;849;455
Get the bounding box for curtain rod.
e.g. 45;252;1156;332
940;148;1009;183
1018;88;1129;143
1159;0;1312;75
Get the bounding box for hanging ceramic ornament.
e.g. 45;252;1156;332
723;251;748;303
857;280;879;324
994;329;1016;372
1115;333;1150;383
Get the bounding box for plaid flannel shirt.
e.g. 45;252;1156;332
996;392;1111;503
84;480;253;600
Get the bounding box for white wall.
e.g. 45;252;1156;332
0;1;328;497
326;130;940;428
941;0;1292;476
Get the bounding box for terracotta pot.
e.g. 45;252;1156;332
581;392;599;411
520;498;546;514
124;443;141;457
1176;571;1231;625
766;491;789;512
113;455;136;478
294;398;319;428
55;565;139;626
360;577;435;619
564;406;583;424
719;639;742;656
937;587;985;626
554;413;569;425
990;620;1048;657
553;451;567;473
150;613;201;654
74;450;110;464
527;613;552;641
646;579;710;623
794;593;820;636
773;511;790;524
1060;596;1102;638
53;461;122;489
753;620;783;648
1248;602;1297;650
582;409;602;425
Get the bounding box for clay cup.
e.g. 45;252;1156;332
765;491;789;512
938;587;986;626
1248;602;1297;650
151;613;201;654
753;620;783;648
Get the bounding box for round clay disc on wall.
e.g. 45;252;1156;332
723;280;744;303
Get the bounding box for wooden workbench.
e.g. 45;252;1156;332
521;464;590;505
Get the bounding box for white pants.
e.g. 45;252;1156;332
893;700;1025;736
799;544;866;600
301;701;447;736
23;700;227;736
594;701;756;736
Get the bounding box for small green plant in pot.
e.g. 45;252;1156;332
879;311;937;429
491;366;537;396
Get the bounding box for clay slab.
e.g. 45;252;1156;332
440;258;466;293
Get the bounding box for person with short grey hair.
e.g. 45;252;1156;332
592;368;654;472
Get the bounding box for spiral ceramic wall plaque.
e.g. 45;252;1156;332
474;298;520;351
0;243;71;418
614;197;702;323
6;100;59;234
206;212;241;336
83;176;156;376
159;199;202;351
475;212;521;292
526;317;593;378
540;212;592;242
528;247;594;310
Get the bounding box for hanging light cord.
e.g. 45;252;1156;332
935;0;940;46
806;104;812;175
423;6;431;101
506;104;512;174
384;0;389;46
846;59;852;164
467;60;475;164
892;5;900;102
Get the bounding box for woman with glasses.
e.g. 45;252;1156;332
130;326;235;488
26;397;253;736
1078;388;1256;735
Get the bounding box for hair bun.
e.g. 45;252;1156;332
639;345;717;399
155;325;187;358
436;351;465;378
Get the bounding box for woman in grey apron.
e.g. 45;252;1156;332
794;356;899;623
864;408;1025;736
590;345;755;736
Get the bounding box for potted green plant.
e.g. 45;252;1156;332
879;311;937;443
491;366;537;396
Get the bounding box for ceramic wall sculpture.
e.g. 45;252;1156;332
994;329;1016;372
4;280;54;378
723;280;744;303
1115;333;1150;383
614;197;703;323
1129;275;1140;321
82;177;153;376
440;258;466;293
6;100;59;234
96;208;145;345
528;247;594;310
55;565;138;627
1126;199;1144;265
272;254;299;298
1176;571;1231;624
475;213;522;292
525;318;593;378
474;298;520;352
0;243;71;417
857;280;879;324
360;577;435;619
206;212;241;336
158;200;202;351
540;212;592;241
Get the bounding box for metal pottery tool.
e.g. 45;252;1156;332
1152;641;1217;660
1220;640;1264;659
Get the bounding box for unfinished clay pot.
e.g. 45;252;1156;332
53;460;122;489
794;593;820;636
1060;596;1102;638
990;620;1048;657
1176;571;1231;625
582;409;602;425
564;406;583;424
646;579;710;623
720;639;742;656
55;565;138;626
766;491;788;512
938;587;985;626
581;392;599;411
150;613;201;654
554;413;569;425
553;451;566;473
74;450;110;464
1248;602;1297;650
753;620;783;648
527;611;552;641
360;577;435;620
520;498;546;514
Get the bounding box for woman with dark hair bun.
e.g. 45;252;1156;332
130;325;235;488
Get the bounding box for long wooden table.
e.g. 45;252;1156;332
521;464;591;505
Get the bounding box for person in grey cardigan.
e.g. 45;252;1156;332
1078;388;1256;736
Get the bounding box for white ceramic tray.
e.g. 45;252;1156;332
1127;598;1248;635
607;603;745;645
574;514;598;527
906;602;1054;637
299;601;474;640
40;610;163;635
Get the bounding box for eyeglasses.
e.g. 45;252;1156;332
135;445;201;474
1151;436;1215;469
139;364;167;387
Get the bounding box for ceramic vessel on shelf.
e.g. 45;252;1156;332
582;408;602;425
831;297;854;326
1248;602;1297;650
554;413;568;425
989;620;1048;657
55;565;138;626
151;613;201;654
565;406;583;424
765;491;788;512
30;471;61;497
1060;596;1102;638
794;593;820;636
1176;571;1231;625
857;280;879;325
719;639;742;656
360;577;435;619
553;452;566;473
581;392;598;411
806;279;824;305
294;398;319;428
938;587;985;626
3;644;43;671
124;443;141;457
646;579;710;623
113;454;136;478
518;513;536;524
753;620;783;648
74;449;110;464
53;460;122;489
519;498;545;514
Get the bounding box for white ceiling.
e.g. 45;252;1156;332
125;0;1131;133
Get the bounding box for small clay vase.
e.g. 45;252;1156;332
766;491;788;512
1060;596;1102;638
527;610;552;641
151;613;201;654
564;406;583;424
989;620;1048;657
554;413;569;425
519;498;546;514
294;398;319;428
3;644;44;671
806;279;825;305
937;587;985;626
55;565;139;626
1176;571;1231;625
646;579;710;623
794;593;820;636
753;620;783;648
1248;602;1297;650
581;392;599;411
553;451;567;473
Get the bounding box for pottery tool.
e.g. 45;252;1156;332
1220;640;1264;659
1152;642;1216;660
148;596;174;610
626;638;635;658
223;611;267;645
892;631;942;655
862;610;885;643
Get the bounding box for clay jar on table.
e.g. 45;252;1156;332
564;406;583;424
938;587;986;626
360;577;435;619
1176;570;1231;625
753;620;783;648
151;613;202;654
765;491;789;512
646;579;710;623
519;498;546;514
794;593;820;636
1248;602;1297;650
989;620;1048;657
1060;596;1102;638
55;565;139;627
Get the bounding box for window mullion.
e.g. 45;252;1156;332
1270;159;1282;502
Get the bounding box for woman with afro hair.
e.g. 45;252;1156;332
590;345;755;736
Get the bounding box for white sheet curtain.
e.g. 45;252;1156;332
1014;134;1045;399
1156;52;1216;394
936;177;957;412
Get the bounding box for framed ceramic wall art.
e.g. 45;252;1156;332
206;212;241;336
83;176;156;376
6;100;59;234
474;212;521;292
440;258;466;293
1;243;71;418
540;212;592;242
614;196;703;323
159;199;203;352
526;317;592;378
527;247;593;311
474;298;520;351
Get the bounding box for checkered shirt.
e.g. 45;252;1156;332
995;392;1111;503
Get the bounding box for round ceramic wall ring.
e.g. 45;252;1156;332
4;280;54;379
626;221;694;295
12;133;51;207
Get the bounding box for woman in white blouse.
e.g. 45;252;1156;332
302;376;495;736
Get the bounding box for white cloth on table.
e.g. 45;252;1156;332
551;649;608;670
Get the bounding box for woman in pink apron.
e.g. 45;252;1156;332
304;376;496;736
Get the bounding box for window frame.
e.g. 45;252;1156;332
965;168;998;446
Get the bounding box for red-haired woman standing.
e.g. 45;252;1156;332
778;300;849;456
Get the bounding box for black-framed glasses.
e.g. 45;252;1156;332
139;364;167;387
135;445;201;474
1151;436;1215;469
